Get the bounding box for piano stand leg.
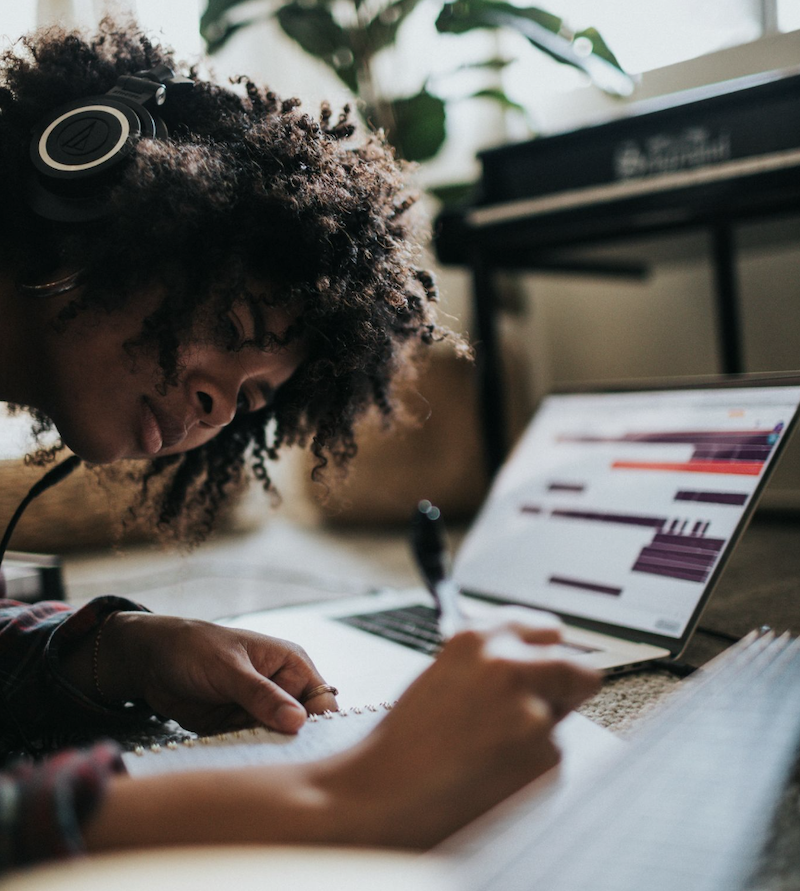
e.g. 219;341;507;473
472;256;508;477
710;223;745;375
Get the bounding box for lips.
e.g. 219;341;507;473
141;397;188;455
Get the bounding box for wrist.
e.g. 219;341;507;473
94;610;150;704
305;740;418;848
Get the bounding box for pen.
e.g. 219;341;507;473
410;500;466;639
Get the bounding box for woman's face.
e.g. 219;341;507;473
36;291;305;464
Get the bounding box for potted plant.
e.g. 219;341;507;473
200;0;631;164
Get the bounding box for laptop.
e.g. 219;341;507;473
221;374;800;705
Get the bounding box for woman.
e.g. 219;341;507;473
0;20;599;868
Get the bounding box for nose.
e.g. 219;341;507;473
193;383;237;428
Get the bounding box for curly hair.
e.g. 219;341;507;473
0;19;452;539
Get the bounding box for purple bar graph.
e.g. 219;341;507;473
550;508;666;529
632;531;724;584
548;482;585;493
548;576;622;597
520;502;724;586
557;424;784;474
675;490;748;506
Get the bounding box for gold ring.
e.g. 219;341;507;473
300;684;339;704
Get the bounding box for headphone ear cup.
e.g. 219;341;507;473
28;96;163;221
31;96;143;180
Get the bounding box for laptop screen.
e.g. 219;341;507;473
453;378;800;643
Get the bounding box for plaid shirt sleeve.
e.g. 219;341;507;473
0;742;125;870
0;597;151;871
0;596;152;732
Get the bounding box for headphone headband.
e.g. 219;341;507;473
28;64;193;222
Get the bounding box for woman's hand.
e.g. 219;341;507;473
313;619;601;847
97;612;337;733
85;618;601;854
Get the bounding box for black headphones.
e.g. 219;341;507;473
28;63;193;222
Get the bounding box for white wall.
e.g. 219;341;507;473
490;218;800;506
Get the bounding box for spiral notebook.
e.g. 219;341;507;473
121;703;392;777
121;706;621;783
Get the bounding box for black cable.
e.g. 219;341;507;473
0;455;82;567
0;455;83;757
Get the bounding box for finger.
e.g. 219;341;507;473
232;669;308;733
195;706;258;736
247;637;330;700
505;622;562;646
470;606;563;645
495;605;563;633
299;684;340;715
525;661;602;720
214;709;260;733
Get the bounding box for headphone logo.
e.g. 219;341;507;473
37;104;131;174
58;116;110;158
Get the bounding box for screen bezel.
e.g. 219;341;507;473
457;371;800;659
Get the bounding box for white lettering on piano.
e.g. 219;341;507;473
615;128;732;180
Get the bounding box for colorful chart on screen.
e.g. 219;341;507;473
454;384;800;638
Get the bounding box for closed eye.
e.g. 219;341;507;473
235;382;275;416
226;314;245;350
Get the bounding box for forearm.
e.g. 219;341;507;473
83;760;379;852
81;717;559;854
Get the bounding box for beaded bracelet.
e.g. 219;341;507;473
92;612;118;703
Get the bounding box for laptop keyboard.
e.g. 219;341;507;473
336;604;599;657
336;605;444;655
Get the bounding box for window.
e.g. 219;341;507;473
497;0;800;138
0;1;201;58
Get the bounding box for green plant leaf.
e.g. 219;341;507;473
428;180;477;206
275;3;360;92
335;62;360;94
436;1;562;37
276;3;348;59
456;56;515;71
386;90;446;162
364;0;426;57
201;0;249;34
201;0;260;53
435;0;632;95
203;20;255;53
574;26;623;71
468;87;527;115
